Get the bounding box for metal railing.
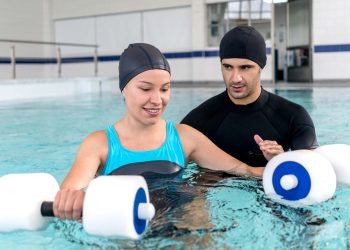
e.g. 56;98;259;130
0;39;99;79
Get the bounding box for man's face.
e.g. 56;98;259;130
221;58;262;105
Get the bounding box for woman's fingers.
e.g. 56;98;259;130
53;190;61;218
72;191;84;220
53;189;84;220
56;190;69;219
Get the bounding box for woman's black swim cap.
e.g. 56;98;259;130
118;43;171;91
219;26;267;69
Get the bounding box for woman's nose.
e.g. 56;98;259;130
150;90;162;104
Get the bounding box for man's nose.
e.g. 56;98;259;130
230;69;242;83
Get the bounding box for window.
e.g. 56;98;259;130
207;0;272;47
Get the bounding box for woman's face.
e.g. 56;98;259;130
122;69;171;125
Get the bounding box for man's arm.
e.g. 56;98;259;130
290;105;319;150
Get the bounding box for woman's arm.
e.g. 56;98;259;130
53;131;107;220
177;124;264;177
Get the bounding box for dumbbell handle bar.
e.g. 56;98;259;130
39;201;155;220
41;202;55;217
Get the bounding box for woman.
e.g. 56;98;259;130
53;43;267;221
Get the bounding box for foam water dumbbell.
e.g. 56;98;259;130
0;173;59;231
83;175;155;238
263;150;337;207
0;173;155;239
314;144;350;185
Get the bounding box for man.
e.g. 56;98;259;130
181;26;318;167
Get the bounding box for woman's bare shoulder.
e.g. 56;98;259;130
176;123;204;138
81;129;108;149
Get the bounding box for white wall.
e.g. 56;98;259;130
0;0;273;82
96;13;142;55
313;0;350;80
55;18;96;55
0;0;55;79
1;0;196;80
143;7;192;51
51;0;191;19
53;6;193;80
192;0;207;50
313;0;350;45
192;57;221;82
51;0;271;83
0;0;48;44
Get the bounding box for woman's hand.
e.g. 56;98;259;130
254;134;284;161
53;189;85;221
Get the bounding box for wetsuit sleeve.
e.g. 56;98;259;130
290;105;318;150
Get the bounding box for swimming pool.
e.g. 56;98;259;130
0;84;350;249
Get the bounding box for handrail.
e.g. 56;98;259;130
0;39;99;79
0;39;98;48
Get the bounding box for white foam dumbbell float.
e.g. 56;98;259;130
0;174;155;239
314;144;350;185
263;144;350;207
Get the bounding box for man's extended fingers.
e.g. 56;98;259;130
254;134;264;144
260;144;283;150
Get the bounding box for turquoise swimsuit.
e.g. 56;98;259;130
101;121;186;176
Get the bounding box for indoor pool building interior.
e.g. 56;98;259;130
1;0;350;249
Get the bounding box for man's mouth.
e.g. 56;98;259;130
230;85;245;91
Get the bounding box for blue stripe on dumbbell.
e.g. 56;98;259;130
133;188;147;235
272;161;311;201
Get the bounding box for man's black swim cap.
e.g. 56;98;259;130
118;43;171;91
219;26;267;69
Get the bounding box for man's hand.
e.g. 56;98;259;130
254;134;284;161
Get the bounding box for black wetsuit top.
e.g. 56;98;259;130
181;88;318;167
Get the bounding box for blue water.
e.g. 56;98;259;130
0;85;350;249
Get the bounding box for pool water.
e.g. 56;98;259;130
0;85;350;249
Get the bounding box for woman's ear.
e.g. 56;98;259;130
121;89;126;102
121;88;126;97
